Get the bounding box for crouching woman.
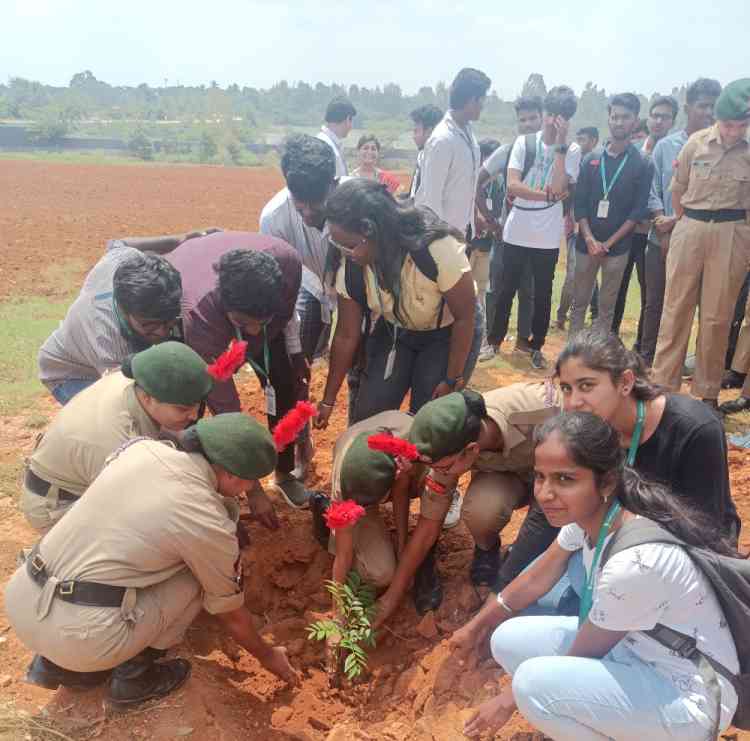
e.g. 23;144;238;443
454;411;739;740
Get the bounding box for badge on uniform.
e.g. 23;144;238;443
596;200;610;219
265;385;277;416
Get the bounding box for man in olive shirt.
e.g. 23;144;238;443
21;342;211;532
653;79;750;408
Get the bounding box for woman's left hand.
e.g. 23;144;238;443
463;692;515;737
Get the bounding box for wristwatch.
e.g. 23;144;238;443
555;144;569;155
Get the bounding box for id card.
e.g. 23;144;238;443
321;300;331;325
486;197;493;211
265;385;277;416
597;200;610;219
384;346;396;380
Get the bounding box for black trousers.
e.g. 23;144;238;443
612;233;647;346
487;242;558;351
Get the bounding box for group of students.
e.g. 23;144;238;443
3;70;749;740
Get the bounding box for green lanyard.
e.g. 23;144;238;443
600;151;630;201
532;138;555;191
578;399;645;626
373;275;399;380
235;326;270;383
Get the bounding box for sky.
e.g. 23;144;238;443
3;0;747;99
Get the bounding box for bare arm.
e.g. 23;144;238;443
474;168;497;226
331;525;355;586
506;168;549;202
578;217;606;256
602;219;637;252
121;227;222;254
391;470;413;558
568;621;627;658
443;272;477;379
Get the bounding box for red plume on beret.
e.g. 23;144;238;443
273;401;317;452
325;500;366;530
206;339;248;382
367;433;419;461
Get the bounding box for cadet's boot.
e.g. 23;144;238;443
413;544;443;615
310;492;332;549
469;543;501;587
26;654;110;690
720;395;750;416
108;649;190;708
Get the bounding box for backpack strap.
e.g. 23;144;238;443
344;259;368;310
603;519;730;738
521;132;538;181
409;245;446;329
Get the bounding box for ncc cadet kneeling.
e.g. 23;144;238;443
21;341;212;533
5;413;300;707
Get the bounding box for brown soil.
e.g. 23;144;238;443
0;160;748;741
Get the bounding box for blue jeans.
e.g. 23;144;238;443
352;302;484;422
519;550;585;617
50;378;96;405
491;616;719;741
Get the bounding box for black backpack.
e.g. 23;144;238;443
603;519;750;736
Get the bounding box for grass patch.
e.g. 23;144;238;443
0;460;24;504
0;295;72;415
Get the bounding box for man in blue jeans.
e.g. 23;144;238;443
38;230;215;405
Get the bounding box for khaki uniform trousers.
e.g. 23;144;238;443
469;249;491;297
653;216;750;398
731;289;750;396
19;482;75;534
5;565;203;672
460;471;530;549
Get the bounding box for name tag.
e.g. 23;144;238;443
265;385;277;417
597;200;610;219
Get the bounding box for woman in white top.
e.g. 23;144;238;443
452;411;739;740
314;178;481;428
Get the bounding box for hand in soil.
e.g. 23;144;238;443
247;489;280;530
449;623;484;664
464;692;516;738
260;646;300;686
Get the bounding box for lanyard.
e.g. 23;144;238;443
532;137;556;191
579;399;645;626
235;326;269;383
600;151;630;200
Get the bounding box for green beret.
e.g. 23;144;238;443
195;413;277;480
716;78;750;122
128;342;213;406
340;432;396;506
408;392;468;461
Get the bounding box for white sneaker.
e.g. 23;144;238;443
442;490;462;530
478;345;498;363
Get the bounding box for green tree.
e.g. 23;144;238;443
198;130;218;162
128;128;153;160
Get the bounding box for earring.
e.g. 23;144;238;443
603;494;610;503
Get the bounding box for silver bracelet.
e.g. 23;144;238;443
497;593;514;615
319;400;335;408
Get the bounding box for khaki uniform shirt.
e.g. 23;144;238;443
671;124;750;211
474;381;560;479
39;439;244;615
29;372;160;496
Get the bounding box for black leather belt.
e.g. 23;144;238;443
25;469;78;502
26;545;126;608
684;208;747;223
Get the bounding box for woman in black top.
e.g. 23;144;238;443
556;329;739;539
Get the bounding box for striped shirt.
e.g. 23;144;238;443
38;241;144;389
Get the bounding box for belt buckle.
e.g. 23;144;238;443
58;581;75;597
30;554;46;575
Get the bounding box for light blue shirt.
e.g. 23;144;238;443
647;130;688;245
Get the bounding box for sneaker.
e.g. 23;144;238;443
719;396;750;416
26;655;111;691
479;344;498;363
310;491;332;548
109;658;191;708
413;545;443;615
469;544;501;587
442;490;462;530
530;350;548;370
514;337;533;354
682;354;696;377
270;475;312;509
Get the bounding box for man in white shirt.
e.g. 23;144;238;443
408;104;444;199
415;67;491;236
317;96;356;178
486;86;582;370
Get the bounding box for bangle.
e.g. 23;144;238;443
497;593;514;615
319;400;335;408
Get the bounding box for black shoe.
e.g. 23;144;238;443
413;545;443;615
469;544;501;587
26;654;110;690
109;657;191;708
310;491;331;549
722;370;747;389
719;396;750;416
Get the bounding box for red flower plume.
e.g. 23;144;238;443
273;401;317;452
325;500;366;531
367;433;419;461
207;339;248;382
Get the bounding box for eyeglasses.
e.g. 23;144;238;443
329;237;360;254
